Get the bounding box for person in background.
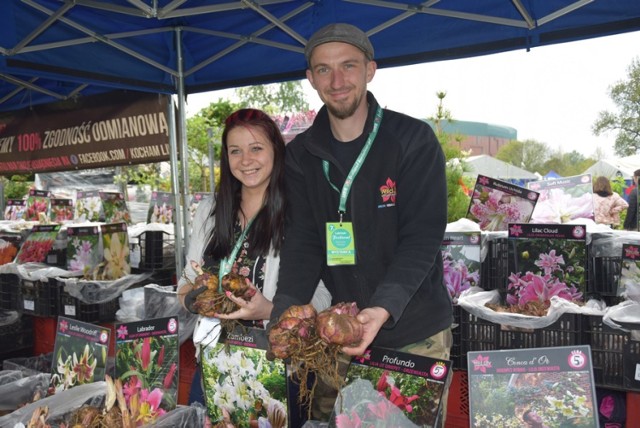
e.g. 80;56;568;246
177;108;330;407
270;23;453;422
593;175;628;227
623;169;640;230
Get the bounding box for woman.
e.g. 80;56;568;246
177;108;330;410
179;108;330;318
592;176;628;227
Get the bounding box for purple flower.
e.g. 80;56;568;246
534;250;565;275
469;189;523;231
442;251;479;300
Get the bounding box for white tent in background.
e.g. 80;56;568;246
583;155;640;180
464;155;538;181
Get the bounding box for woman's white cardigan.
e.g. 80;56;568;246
178;197;332;352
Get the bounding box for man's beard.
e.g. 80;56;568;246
326;92;363;120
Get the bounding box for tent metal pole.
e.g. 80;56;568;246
168;96;184;279
176;28;190;261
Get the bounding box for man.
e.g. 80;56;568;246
271;22;453;418
624;169;640;230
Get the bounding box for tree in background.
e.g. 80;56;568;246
495;139;550;175
542;149;595;177
1;175;32;199
186;98;244;192
496;140;596;178
593;57;640;156
428;91;472;223
235;81;309;115
185;82;309;192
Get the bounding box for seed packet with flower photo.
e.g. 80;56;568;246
200;326;288;428
66;225;101;276
100;191;132;224
14;224;61;264
441;232;481;302
147;191;175;224
467;345;598;428
50;198;74;223
507;223;587;308
619;243;640;297
466;175;539;231
25;189;51;221
4;199;26;221
99;222;131;280
49;316;111;394
527;174;595;224
0;237;19;265
75;190;103;222
329;347;452;428
115;316;179;422
189;192;213;225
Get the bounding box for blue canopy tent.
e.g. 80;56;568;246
2;0;640;270
2;1;640;111
544;170;562;179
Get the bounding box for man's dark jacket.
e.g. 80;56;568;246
272;92;453;348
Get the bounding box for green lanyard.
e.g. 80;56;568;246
218;217;254;288
322;106;383;223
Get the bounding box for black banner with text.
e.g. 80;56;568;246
0;91;173;175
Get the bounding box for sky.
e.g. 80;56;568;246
185;30;640;159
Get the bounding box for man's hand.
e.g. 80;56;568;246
341;306;390;356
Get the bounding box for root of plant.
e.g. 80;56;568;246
26;375;134;428
183;261;255;331
485;300;553;317
267;302;363;414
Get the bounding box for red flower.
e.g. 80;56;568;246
157;345;165;367
137;338;151;371
388;384;419;413
163;362;176;389
376;370;390;392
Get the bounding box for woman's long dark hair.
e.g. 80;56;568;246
207;108;286;260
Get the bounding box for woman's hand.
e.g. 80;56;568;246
215;278;273;321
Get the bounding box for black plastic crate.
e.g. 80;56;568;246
0;273;20;311
20;278;58;317
459;308;583;368
58;288;119;323
479;237;509;291
0;311;33;361
148;268;177;287
450;304;463;369
138;231;176;270
587;256;622;297
582;314;628;390
625;335;640;392
537;311;583;348
55;278;120;323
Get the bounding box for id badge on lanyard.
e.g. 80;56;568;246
322;106;383;266
326;221;355;265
